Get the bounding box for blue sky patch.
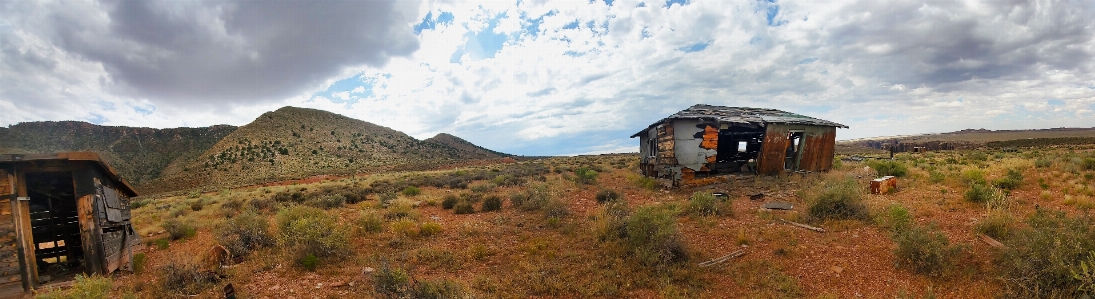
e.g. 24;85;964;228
749;36;762;45
637;2;647;7
678;41;710;53
563;51;585;57
130;103;155;115
799;57;817;64
603;0;614;6
86;113;106;125
562;20;580;30
313;75;373;104
413;11;454;34
1047;99;1065;106
765;1;786;26
665;0;687;8
463;12;510;60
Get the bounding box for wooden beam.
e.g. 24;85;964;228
11;168;36;292
779;218;826;233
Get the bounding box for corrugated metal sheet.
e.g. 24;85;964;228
631;104;847;138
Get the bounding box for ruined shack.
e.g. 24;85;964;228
0;152;140;294
632;105;847;186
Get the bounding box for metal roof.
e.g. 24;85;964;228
631;104;848;138
0;152;139;197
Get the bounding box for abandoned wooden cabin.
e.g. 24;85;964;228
0;152;140;294
631;104;848;186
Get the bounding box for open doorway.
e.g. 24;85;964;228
25;172;84;280
785;132;804;170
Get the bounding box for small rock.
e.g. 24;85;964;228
330;281;346;288
363;267;375;275
830;266;843;274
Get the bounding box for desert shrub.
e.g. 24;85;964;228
189;200;204;211
220;197;243;211
975;210;1015;240
385;202;418;220
876;204;912;232
481;195;503;212
542;198;570;219
412;279;467;299
161;219;196;240
806;178;869;221
967;152;989;162
892;223;964;277
928;171;946;184
470;183;494;193
961;168;987;185
374;264;411;298
215;211;273;257
491;174;525;187
459;192;484;204
128;199;150;210
389;218;420;238
630;176;661;190
688;191;731;216
1034;158;1053;168
275;206;349;259
993;168;1024;190
160;258;218;295
595;189;621;204
402;186;421;197
593;201;631;242
965;183;1002;203
419;222;443;237
509;184;551;211
997;210;1095;298
625;205;688;266
355;210;384;234
249;198;275;212
453;202;475;214
441;195;458;209
1083;157;1095;171
133;253;147;274
573;167;599;184
35;274;111;299
1073;251;1095;295
305;194;345;209
272;191;306;203
300;254;320;271
153;239;169;250
867;160;908;177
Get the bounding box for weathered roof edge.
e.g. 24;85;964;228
0;152;139;197
630;105;849;138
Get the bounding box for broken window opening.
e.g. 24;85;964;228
712;127;765;174
26;171;84;273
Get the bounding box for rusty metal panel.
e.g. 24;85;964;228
757;124;789;175
799;127;836;171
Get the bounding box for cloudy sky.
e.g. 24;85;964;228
2;0;1094;155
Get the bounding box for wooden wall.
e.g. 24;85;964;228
0;170;21;289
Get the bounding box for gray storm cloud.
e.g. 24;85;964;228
1;0;420;107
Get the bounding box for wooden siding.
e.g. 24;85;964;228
0;170;21;288
757;124;791;175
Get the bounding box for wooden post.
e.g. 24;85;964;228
11;168;37;292
76;190;103;275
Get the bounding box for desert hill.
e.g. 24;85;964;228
0;121;236;184
1;107;508;195
142;107;507;193
424;133;509;159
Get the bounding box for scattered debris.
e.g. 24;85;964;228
871;176;897;194
842;155;866;162
749;193;766;201
224;283;236;299
762;201;794;210
977;234;1007;249
779;218;826;233
712;192;729;201
698;249;747;267
830;266;844;274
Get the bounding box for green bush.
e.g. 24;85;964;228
412;279;467;299
189;200;204;211
1073;251;1095;295
441;195;458;209
928;171;946;184
965;183;1001;203
305;194;345;209
35;274;112;299
481;195;503;212
806;179;869;221
892;223;964;277
595;189;621;204
867;160;908;177
453;202;475;214
355;210;384;234
688;191;731;216
631;176;660;190
961;168;987;186
509;184;551;211
275;206;349;259
975;210;1015;240
161;219;196;240
876;204;911;231
574;167;599;184
419;222;443;237
992;168;1024;190
374;264;411;298
625;205;688;266
301;254;319;271
1083;158;1095;171
542;198;570;219
997;210;1095;298
1035;158;1053;168
160;258;218;295
402;186;421;197
215;211;274;257
133;253;147;274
